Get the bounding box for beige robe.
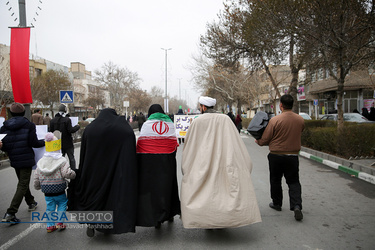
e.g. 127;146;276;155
181;113;262;228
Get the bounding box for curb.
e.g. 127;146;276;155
299;151;375;185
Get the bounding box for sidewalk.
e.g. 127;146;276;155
242;129;375;185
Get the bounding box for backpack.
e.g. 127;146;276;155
247;111;269;139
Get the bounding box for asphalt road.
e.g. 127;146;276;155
0;133;374;250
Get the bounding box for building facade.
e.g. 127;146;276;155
0;44;110;120
249;64;374;119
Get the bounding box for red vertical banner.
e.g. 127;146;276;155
10;27;33;103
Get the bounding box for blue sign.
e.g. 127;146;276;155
60;90;74;103
313;99;318;106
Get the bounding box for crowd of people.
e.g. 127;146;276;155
1;94;307;238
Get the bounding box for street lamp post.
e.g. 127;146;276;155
161;48;171;113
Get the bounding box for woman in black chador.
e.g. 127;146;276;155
68;108;137;237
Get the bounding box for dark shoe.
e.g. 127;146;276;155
155;222;161;229
28;202;38;212
86;224;95;237
269;202;282;211
2;213;21;224
294;206;303;221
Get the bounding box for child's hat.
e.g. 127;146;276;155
45;131;62;152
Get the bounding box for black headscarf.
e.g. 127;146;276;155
148;104;165;116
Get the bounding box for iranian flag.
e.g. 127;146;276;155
136;113;179;154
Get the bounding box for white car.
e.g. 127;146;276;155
320;113;373;123
299;112;312;120
86;118;95;123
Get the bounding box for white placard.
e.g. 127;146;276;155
174;115;201;138
0;117;5;129
70;117;79;127
0;134;6;141
33;125;48;170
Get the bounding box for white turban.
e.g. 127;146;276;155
199;96;216;107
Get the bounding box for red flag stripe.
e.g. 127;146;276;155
136;137;178;154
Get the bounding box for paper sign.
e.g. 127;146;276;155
33;125;48;170
0;117;5;129
174;115;201;138
70;117;78;127
0;134;6;141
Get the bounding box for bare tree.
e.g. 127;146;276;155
94;61;141;114
147;86;188;114
83;85;106;116
30;69;72;114
190;53;257;114
128;87;152;114
0;49;14;113
199;1;285;113
296;0;375;129
149;86;164;106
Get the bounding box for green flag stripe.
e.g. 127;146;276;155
148;113;172;122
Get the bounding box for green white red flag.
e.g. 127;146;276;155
136;113;179;154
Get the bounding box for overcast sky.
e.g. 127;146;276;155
0;0;225;108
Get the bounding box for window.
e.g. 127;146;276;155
363;90;374;99
88;85;96;93
35;68;42;77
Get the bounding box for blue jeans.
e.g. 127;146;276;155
45;193;68;227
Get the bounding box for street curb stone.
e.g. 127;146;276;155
300;149;375;185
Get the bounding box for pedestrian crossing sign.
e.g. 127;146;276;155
60;90;74;103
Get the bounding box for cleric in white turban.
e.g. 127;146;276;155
180;95;262;229
198;96;216;107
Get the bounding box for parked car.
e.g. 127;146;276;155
299;112;312;120
320;113;373;123
86;118;95;123
268;113;275;119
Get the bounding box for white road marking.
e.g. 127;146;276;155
0;224;39;250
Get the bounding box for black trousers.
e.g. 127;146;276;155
62;146;76;170
268;153;302;210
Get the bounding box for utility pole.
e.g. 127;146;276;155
18;0;31;120
19;0;26;26
161;48;171;113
